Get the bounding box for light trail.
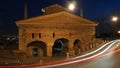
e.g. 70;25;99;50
0;40;119;68
95;47;120;59
106;40;120;53
37;40;120;68
70;40;117;60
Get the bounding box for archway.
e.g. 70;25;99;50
73;39;81;55
52;38;69;56
27;41;47;57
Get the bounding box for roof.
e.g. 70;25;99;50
43;4;69;14
16;4;97;26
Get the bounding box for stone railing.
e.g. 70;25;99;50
80;39;108;55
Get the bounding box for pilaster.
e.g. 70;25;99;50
47;44;53;57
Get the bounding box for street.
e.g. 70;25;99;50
1;40;120;68
51;50;120;68
39;40;120;68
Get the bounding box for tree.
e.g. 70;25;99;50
95;8;120;39
95;15;111;38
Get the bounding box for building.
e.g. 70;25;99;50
16;4;97;57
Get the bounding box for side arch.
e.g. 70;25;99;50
27;41;47;57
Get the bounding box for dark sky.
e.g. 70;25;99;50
0;0;120;35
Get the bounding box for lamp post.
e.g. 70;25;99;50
111;16;118;22
118;31;120;34
111;16;119;39
118;30;120;38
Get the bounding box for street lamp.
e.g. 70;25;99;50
111;16;119;39
118;31;120;38
111;16;118;22
118;31;120;34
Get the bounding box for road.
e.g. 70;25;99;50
52;50;120;68
1;40;120;68
39;40;120;68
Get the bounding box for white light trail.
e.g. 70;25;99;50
38;40;119;68
70;40;118;60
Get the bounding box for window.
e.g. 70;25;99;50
53;33;55;38
39;33;41;38
69;32;71;37
32;33;34;39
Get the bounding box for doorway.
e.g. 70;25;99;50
33;48;38;56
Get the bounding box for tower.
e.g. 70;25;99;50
24;3;28;19
80;8;83;17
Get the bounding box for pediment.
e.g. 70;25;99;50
16;11;97;26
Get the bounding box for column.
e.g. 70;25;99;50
68;41;75;56
47;44;53;57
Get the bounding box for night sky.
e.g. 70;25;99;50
0;0;120;35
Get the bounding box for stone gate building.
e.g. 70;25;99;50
16;4;97;57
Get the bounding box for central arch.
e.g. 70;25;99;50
52;38;69;56
27;41;47;57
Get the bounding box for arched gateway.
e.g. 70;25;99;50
16;4;97;57
52;38;69;56
27;41;47;57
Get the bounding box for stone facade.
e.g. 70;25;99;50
16;4;97;57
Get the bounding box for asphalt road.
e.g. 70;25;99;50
41;40;120;68
52;51;120;68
